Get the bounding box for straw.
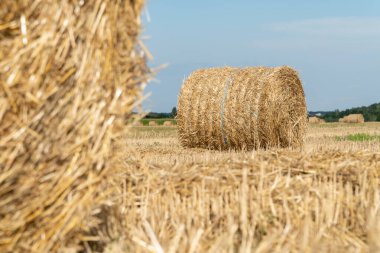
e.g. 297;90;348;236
0;1;150;252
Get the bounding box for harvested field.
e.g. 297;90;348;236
1;2;378;252
118;123;380;252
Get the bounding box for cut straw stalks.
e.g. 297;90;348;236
119;150;380;252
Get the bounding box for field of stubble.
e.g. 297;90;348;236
115;123;380;253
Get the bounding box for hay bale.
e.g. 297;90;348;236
349;114;365;123
135;121;143;126
0;1;149;252
340;114;365;123
309;116;325;124
163;120;173;126
149;120;157;126
177;66;307;150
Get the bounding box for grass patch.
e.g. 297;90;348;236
335;133;380;142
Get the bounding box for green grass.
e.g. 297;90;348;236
335;133;380;142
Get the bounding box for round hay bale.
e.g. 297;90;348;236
135;121;143;126
148;120;157;126
163;121;173;126
309;116;325;124
177;66;307;150
341;114;365;123
0;0;149;252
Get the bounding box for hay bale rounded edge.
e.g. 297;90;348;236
177;66;307;150
309;116;325;124
149;120;157;126
163;120;173;126
340;114;365;123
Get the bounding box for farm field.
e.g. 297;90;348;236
127;122;380;163
3;1;379;252
115;123;380;252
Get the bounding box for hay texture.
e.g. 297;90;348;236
177;66;307;150
148;120;157;126
340;114;365;123
309;116;325;124
163;120;173;126
0;1;149;252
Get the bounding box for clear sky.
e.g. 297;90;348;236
142;0;380;112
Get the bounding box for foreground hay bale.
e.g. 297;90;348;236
0;1;149;252
177;66;307;150
340;114;365;123
149;120;158;126
163;120;173;126
309;116;325;124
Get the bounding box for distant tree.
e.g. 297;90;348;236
171;107;177;118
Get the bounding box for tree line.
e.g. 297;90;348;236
144;107;177;119
145;103;380;122
314;103;380;122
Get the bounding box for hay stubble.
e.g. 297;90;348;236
121;123;380;252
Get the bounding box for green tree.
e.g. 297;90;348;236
171;107;177;118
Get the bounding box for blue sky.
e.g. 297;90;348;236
142;0;380;112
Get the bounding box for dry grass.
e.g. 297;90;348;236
115;123;380;252
177;67;307;150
